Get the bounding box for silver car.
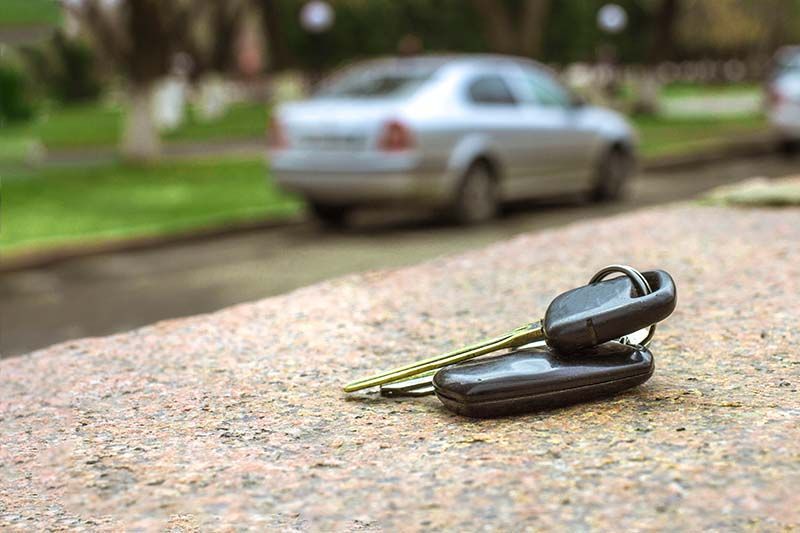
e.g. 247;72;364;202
269;55;637;225
767;46;800;153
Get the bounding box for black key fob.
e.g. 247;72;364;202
544;270;677;352
432;342;654;418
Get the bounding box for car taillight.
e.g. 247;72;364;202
767;86;784;108
267;116;289;150
378;120;414;151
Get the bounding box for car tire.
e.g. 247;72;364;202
308;202;351;228
778;138;800;157
591;147;633;202
451;161;498;225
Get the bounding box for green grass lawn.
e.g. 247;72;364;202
1;103;122;150
0;0;61;26
0;158;300;255
660;81;761;99
616;81;760;102
0;137;40;166
0;101;268;152
633;114;768;158
164;103;269;143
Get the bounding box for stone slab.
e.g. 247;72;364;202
1;205;798;530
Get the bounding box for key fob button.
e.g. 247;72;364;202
432;342;654;418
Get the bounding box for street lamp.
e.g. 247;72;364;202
300;1;334;34
300;1;334;88
597;3;628;34
596;4;628;101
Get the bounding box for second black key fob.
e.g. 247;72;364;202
432;342;654;418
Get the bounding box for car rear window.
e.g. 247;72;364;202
316;66;436;99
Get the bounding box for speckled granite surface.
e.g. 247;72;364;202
2;205;798;531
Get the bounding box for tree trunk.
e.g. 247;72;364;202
470;0;517;54
471;0;551;58
122;83;161;162
520;0;551;58
650;0;680;64
259;0;290;71
632;70;662;116
635;0;681;116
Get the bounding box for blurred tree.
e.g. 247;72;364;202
634;0;682;115
470;0;551;58
257;0;291;71
650;0;681;63
63;0;185;161
259;0;487;73
676;0;800;58
188;1;250;80
21;31;103;104
258;0;686;71
677;0;765;56
0;60;37;124
251;0;800;74
62;0;249;162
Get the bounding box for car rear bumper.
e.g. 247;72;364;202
269;151;452;205
769;103;800;137
273;168;451;205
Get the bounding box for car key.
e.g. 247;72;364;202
345;267;673;393
343;266;675;393
432;341;654;418
543;268;676;352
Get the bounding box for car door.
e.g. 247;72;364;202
508;65;600;195
461;71;543;201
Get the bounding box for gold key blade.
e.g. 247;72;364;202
343;321;544;393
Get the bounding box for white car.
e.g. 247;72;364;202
767;46;800;153
269;55;638;226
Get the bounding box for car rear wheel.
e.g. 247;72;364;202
308;201;351;228
778;138;800;157
591;147;633;202
451;161;498;225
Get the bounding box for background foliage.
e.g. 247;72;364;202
266;0;800;70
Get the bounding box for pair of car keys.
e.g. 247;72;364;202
344;265;677;417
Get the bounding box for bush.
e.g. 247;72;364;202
0;62;36;124
22;32;103;104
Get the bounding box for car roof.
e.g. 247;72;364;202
336;54;552;76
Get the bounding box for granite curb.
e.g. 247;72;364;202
1;204;798;529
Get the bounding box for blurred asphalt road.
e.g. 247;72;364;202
1;154;798;357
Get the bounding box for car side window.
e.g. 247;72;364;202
467;75;517;106
517;69;571;108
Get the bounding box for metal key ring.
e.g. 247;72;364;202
589;264;656;347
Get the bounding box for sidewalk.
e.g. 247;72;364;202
1;203;798;529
